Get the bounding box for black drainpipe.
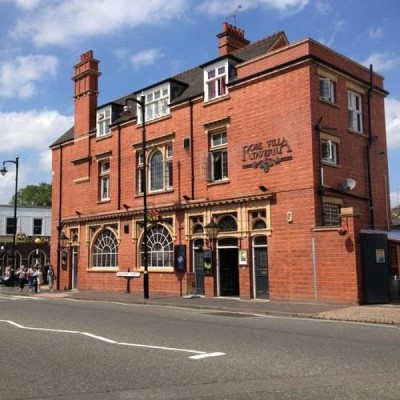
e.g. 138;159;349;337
366;64;375;228
117;124;121;210
189;100;195;200
316;117;325;224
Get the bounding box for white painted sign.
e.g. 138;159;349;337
116;271;141;278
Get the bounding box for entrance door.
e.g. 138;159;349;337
253;236;269;299
193;239;204;295
219;247;239;296
359;232;389;304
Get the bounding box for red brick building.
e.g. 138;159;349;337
50;23;390;304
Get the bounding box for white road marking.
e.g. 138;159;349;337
0;319;225;359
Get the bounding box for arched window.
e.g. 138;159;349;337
142;224;173;268
218;215;237;232
92;229;118;268
150;150;163;192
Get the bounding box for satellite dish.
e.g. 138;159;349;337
341;178;356;191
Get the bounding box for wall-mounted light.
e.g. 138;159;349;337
75;211;81;216
259;185;268;192
182;195;191;201
123;204;130;210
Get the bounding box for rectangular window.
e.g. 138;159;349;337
138;85;170;123
97;107;112;137
321;140;338;165
348;91;363;132
204;62;228;101
6;217;16;235
323;202;341;226
33;219;42;235
99;160;110;201
209;131;228;181
319;77;335;103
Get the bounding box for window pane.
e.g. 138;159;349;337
150;151;163;191
92;229;118;268
324;203;340;226
142;225;173;268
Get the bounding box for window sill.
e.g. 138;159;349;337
318;98;339;108
135;188;174;198
96;133;112;141
313;226;340;232
97;199;111;204
207;179;230;187
88;267;119;272
348;128;367;137
322;161;341;168
203;94;230;106
138;267;175;273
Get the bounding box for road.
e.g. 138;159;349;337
1;293;399;399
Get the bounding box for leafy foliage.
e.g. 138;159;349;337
9;183;52;207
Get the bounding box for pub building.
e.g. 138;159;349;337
50;22;393;304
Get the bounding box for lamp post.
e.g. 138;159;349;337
124;95;149;299
56;229;68;291
1;156;19;274
205;219;220;294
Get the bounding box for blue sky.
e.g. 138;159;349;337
0;0;399;207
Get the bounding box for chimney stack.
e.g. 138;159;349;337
217;22;250;56
72;50;101;136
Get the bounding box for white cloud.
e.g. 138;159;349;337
369;27;384;39
130;48;163;70
391;191;400;208
0;109;73;152
361;51;400;73
196;0;308;16
0;109;73;203
15;0;42;10
315;0;332;15
11;0;188;47
0;55;58;99
385;97;400;150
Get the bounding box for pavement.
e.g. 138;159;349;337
1;285;400;326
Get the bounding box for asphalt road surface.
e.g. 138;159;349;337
1;294;399;399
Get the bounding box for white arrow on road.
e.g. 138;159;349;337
0;319;225;360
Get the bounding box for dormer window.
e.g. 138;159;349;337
97;106;111;138
204;61;228;101
138;85;170;123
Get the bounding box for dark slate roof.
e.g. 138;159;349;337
50;126;74;147
52;31;287;146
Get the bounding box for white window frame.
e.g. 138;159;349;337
204;61;228;101
138;85;170;123
348;90;363;132
319;77;335;103
99;160;110;201
321;140;338;165
97;107;112;138
136;144;173;194
209;131;228;181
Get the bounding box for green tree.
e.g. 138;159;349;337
10;183;52;207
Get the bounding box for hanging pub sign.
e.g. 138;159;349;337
242;137;292;173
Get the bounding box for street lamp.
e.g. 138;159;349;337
205;219;220;294
56;229;68;291
1;156;19;274
123;95;149;299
